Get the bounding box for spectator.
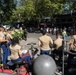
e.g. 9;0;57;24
62;30;68;39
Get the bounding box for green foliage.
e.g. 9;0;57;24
62;0;76;13
70;0;76;12
11;0;65;25
35;0;52;17
1;0;76;25
11;30;24;40
11;0;35;22
0;0;16;24
34;0;64;24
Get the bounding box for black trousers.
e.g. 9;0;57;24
52;48;62;61
0;43;2;63
68;50;76;64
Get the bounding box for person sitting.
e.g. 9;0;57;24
8;37;31;65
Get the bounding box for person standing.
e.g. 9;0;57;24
37;29;53;55
5;29;13;41
62;30;68;39
0;27;10;64
52;33;63;61
5;29;13;45
68;31;76;65
23;28;28;41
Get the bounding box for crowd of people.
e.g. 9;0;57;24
0;25;76;74
37;28;76;72
0;26;31;65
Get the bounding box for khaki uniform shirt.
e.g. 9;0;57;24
73;35;76;42
6;33;13;41
0;32;5;40
54;38;63;50
10;44;22;60
38;35;53;50
69;35;76;51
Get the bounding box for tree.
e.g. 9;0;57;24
70;0;76;12
11;0;35;23
62;0;76;13
11;0;66;26
35;0;65;16
0;0;16;24
34;0;64;24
